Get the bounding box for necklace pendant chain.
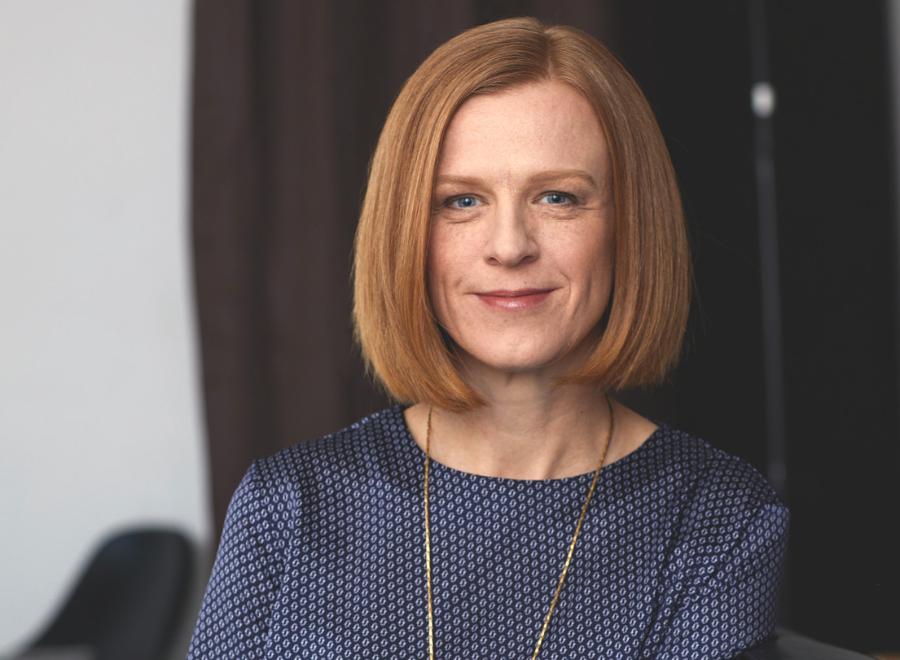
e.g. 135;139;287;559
423;396;615;660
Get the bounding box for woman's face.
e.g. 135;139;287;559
428;80;614;377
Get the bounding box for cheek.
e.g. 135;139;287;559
427;225;490;338
553;224;613;282
426;227;461;318
557;233;615;325
428;223;478;283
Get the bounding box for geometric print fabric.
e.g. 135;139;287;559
188;404;789;659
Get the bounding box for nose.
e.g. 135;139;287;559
484;200;538;267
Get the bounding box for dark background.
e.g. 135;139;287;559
191;0;900;653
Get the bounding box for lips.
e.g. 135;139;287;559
474;288;556;310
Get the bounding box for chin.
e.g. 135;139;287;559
456;343;574;375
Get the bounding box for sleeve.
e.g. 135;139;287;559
187;461;285;660
641;502;790;660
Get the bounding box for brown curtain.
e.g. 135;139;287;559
190;0;618;535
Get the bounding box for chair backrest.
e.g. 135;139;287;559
28;527;194;660
738;626;877;660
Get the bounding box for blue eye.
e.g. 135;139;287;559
541;191;576;205
447;195;480;209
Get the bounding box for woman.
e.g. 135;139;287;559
188;17;788;659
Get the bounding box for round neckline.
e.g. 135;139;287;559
393;404;667;487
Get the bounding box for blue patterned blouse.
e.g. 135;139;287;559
188;405;789;659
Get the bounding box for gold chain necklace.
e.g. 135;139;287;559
423;396;615;659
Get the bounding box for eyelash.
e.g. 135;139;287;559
441;191;579;210
539;191;578;206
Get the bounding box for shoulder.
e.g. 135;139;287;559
247;405;407;498
615;401;783;514
640;423;790;555
639;425;790;600
634;427;790;658
650;423;786;511
647;424;790;571
221;406;408;547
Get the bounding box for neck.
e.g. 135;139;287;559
404;346;660;480
415;350;627;479
441;392;612;480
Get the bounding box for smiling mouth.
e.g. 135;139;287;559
474;288;556;310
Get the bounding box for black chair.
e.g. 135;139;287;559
737;625;878;659
16;527;193;660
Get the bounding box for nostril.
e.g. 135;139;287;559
485;231;539;266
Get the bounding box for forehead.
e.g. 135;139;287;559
436;80;608;179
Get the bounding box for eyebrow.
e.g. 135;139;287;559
434;169;598;188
